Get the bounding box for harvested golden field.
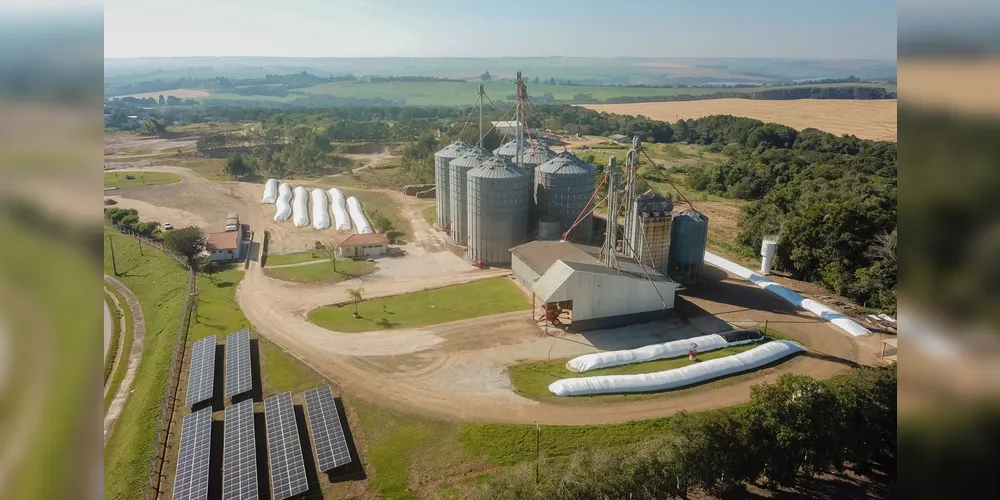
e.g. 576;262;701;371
579;99;898;142
900;57;1000;117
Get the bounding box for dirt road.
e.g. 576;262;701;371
111;164;873;425
103;275;146;445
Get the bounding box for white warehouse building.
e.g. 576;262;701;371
510;240;679;331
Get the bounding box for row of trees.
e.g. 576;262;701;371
473;365;896;499
104;208;161;237
602;86;895;104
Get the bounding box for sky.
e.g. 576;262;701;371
99;0;901;59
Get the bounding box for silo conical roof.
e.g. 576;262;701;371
493;138;532;157
519;145;557;165
449;146;491;167
537;151;595;175
469;155;526;179
436;140;471;159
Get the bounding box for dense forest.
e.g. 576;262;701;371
680;116;897;311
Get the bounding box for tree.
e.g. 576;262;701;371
480;71;492;82
158;94;165;106
533;76;539;85
319;241;338;273
138;118;167;136
225;152;251;178
346;287;364;317
367;208;394;235
548;77;556;85
164;226;206;269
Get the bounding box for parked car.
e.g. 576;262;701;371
163;222;174;230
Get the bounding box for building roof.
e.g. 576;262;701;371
510;240;672;283
608;134;629;141
531;260;676;302
207;231;239;251
339;233;389;247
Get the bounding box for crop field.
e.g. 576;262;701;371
199;81;895;107
579;98;898;142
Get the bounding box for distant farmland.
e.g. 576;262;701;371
579;99;898;142
199;81;896;107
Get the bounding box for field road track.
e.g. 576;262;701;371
103;275;146;445
116;165;877;425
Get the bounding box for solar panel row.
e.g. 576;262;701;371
185;335;217;407
223;399;258;500
172;407;212;500
304;386;353;471
264;392;309;500
225;329;253;398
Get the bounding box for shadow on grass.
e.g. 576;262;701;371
294;404;323;499
327;397;367;483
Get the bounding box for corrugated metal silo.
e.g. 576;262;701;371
467;155;530;265
434;140;470;228
448;146;491;244
538;216;561;241
535;152;596;241
667;209;709;284
519;145;556;231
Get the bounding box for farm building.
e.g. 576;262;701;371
206;231;242;262
608;133;630;143
338;233;389;258
510;240;679;331
491;120;519;136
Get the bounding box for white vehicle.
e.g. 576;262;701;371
163;223;174;230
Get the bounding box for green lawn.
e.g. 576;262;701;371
308;278;530;333
202;81;896;107
103;171;180;188
190;266;252;340
103;228;190;500
263;258;376;284
103;284;134;412
263;251;326;267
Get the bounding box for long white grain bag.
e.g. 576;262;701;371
292;186;310;227
704;252;871;337
567;333;762;373
549;340;805;396
261;178;279;204
346;196;373;234
328;188;351;231
311;189;331;230
273;183;293;221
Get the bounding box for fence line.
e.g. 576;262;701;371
104;223;197;500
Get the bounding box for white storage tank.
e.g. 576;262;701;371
760;237;778;275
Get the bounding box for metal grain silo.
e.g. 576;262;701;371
493;138;531;161
535;152;596;241
467;155;530;265
434;140;470;228
448;146;490;244
538;216;561;241
667;209;709;285
518;145;556;231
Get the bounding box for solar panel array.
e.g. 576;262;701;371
304;386;353;471
225;329;253;398
264;392;309;500
172;407;212;500
185;335;217;406
223;399;259;500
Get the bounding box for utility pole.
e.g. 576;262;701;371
603;156;619;268
478;84;485;147
108;234;119;276
138;236;143;257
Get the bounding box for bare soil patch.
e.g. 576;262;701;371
579;99;898;142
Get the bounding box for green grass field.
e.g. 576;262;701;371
103;171;180;188
262;258;375;284
201;81;897;107
103;228;189;500
263;251;326;267
103;284;133;412
308;278;530;333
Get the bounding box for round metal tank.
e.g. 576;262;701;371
466;155;530;265
518;144;556;181
434;140;470;228
538;216;561;241
448;146;490;244
668;209;709;283
535;152;596;241
493;138;531;161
